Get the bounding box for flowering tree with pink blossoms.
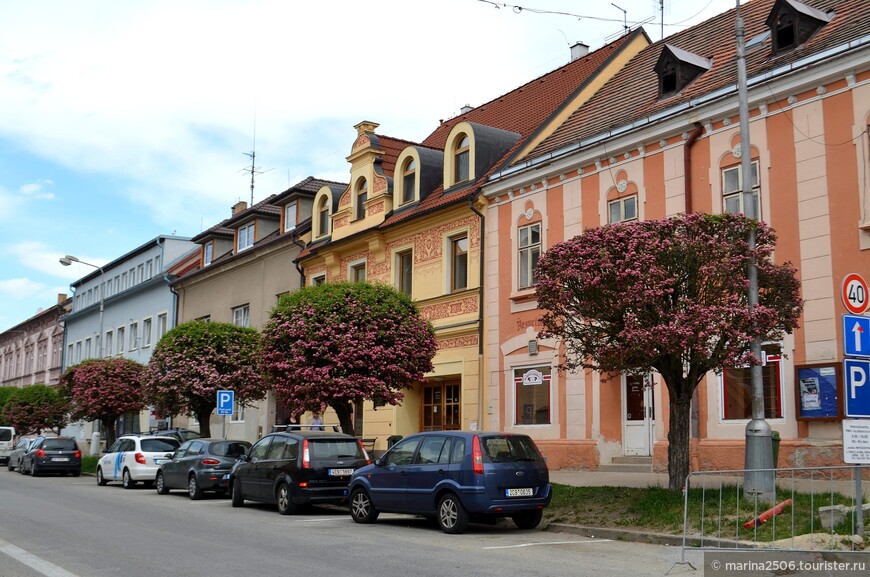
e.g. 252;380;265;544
261;282;437;436
1;384;68;435
61;358;146;446
535;213;802;491
143;321;266;437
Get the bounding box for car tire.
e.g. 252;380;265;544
7;461;14;472
231;477;244;507
156;472;170;495
122;468;136;489
349;488;379;524
437;493;469;534
96;466;107;486
188;474;204;501
276;483;298;515
71;471;80;478
511;509;543;530
30;463;39;477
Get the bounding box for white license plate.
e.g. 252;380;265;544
52;457;69;462
154;459;165;465
329;468;354;476
506;487;534;497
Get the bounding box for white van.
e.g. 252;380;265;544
0;426;15;465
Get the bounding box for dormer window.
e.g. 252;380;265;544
402;158;416;204
284;202;297;233
355;179;368;220
317;196;330;237
203;242;213;266
766;0;832;55
654;45;711;99
454;135;470;183
237;222;255;252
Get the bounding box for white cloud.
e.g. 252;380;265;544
19;179;55;200
4;241;106;281
0;277;46;299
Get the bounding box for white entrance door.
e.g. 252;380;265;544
623;374;655;456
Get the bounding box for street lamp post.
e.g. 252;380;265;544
60;255;105;358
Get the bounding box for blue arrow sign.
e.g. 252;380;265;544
844;359;870;418
843;314;870;358
217;390;234;416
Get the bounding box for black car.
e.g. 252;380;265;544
156;438;251;499
229;430;370;515
20;436;82;477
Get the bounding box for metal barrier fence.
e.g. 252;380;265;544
670;465;868;572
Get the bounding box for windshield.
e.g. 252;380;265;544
481;435;541;462
211;441;250;458
0;428;12;442
308;439;364;459
44;439;78;451
141;438;180;452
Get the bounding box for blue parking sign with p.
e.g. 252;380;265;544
217;390;234;416
844;359;870;418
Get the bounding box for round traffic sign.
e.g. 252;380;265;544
842;273;869;314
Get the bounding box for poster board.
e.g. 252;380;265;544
794;364;842;420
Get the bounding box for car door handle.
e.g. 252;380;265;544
400;470;408;476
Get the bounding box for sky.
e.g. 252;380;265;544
0;0;740;332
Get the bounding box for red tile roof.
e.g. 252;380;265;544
527;0;868;161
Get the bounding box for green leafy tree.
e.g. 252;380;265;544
1;384;68;435
61;358;146;446
261;282;438;436
142;321;266;437
0;386;18;420
535;213;803;491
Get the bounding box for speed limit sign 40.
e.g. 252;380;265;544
842;273;869;315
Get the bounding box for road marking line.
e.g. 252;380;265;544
0;537;82;577
294;517;349;522
483;539;614;550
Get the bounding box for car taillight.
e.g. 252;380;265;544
302;439;310;469
357;439;371;464
135;453;147;465
74;450;81;458
472;435;484;475
201;458;220;466
36;449;45;458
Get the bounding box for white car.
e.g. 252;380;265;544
97;435;180;489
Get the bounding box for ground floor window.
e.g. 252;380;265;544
422;382;460;431
722;345;782;419
514;366;551;425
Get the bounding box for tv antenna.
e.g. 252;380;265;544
240;150;272;205
611;3;628;35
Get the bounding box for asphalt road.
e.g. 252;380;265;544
0;470;693;577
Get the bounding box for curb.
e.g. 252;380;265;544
545;523;750;549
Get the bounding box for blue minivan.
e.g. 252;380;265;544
347;431;551;534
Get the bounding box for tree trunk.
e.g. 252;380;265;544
101;417;116;447
197;407;213;438
331;401;354;437
667;394;693;492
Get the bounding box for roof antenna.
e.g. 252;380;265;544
611;3;628;36
239;110;272;204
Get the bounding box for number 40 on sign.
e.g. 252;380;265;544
842;273;868;315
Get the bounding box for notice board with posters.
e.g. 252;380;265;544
794;364;842;420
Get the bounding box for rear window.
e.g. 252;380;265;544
141;438;180;452
0;428;12;442
44;439;78;451
211;441;250;458
481;435;541;463
309;439;364;460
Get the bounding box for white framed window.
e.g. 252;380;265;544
231;398;245;422
75;341;82;364
105;330;113;356
396;249;413;296
129;322;139;350
723;160;760;218
137;264;144;283
454;134;470;184
84;338;91;359
128;268;135;288
67;344;74;366
142;317;152;348
146;259;153;279
284;202;297;232
233;304;250;328
154;255;161;272
449;234;468;292
117;326;126;353
203;242;213;266
156;313;168;339
513;366;552;425
518;223;541;290
401;158;417;205
316;195;330;238
237;222;255;251
355;179;368;221
312;274;326;286
608;195;638;223
350;261;366;283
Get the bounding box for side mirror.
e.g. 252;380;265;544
239;453;250;462
165;452;174;459
374;457;384;467
101;448;110;454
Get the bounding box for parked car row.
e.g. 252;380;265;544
6;426;552;535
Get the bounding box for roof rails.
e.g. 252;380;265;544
270;424;342;433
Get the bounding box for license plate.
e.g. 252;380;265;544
329;468;354;476
52;457;69;462
506;487;534;497
154;459;165;465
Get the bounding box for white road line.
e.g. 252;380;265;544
483;539;614;550
293;517;349;522
0;537;82;577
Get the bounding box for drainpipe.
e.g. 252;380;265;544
468;193;486;431
683;122;703;214
291;233;306;287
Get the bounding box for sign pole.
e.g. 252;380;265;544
857;470;863;536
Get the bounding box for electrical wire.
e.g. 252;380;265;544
475;0;699;31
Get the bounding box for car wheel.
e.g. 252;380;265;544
231;477;244;507
7;460;14;472
511;509;543;530
71;471;80;478
30;463;39;477
276;483;298;515
349;488;379;524
437;493;469;534
188;474;204;501
122;469;136;489
156;472;170;495
96;466;107;486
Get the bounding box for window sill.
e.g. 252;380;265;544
860;222;870;231
510;288;538;303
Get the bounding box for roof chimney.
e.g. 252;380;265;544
232;200;248;215
570;41;589;61
57;293;67;306
460;104;474;114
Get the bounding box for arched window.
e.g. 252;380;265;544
356;179;368;220
402;158;416;204
317;196;330;237
454;135;470;184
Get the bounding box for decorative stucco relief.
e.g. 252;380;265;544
437;335;479;350
420;296;478;322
